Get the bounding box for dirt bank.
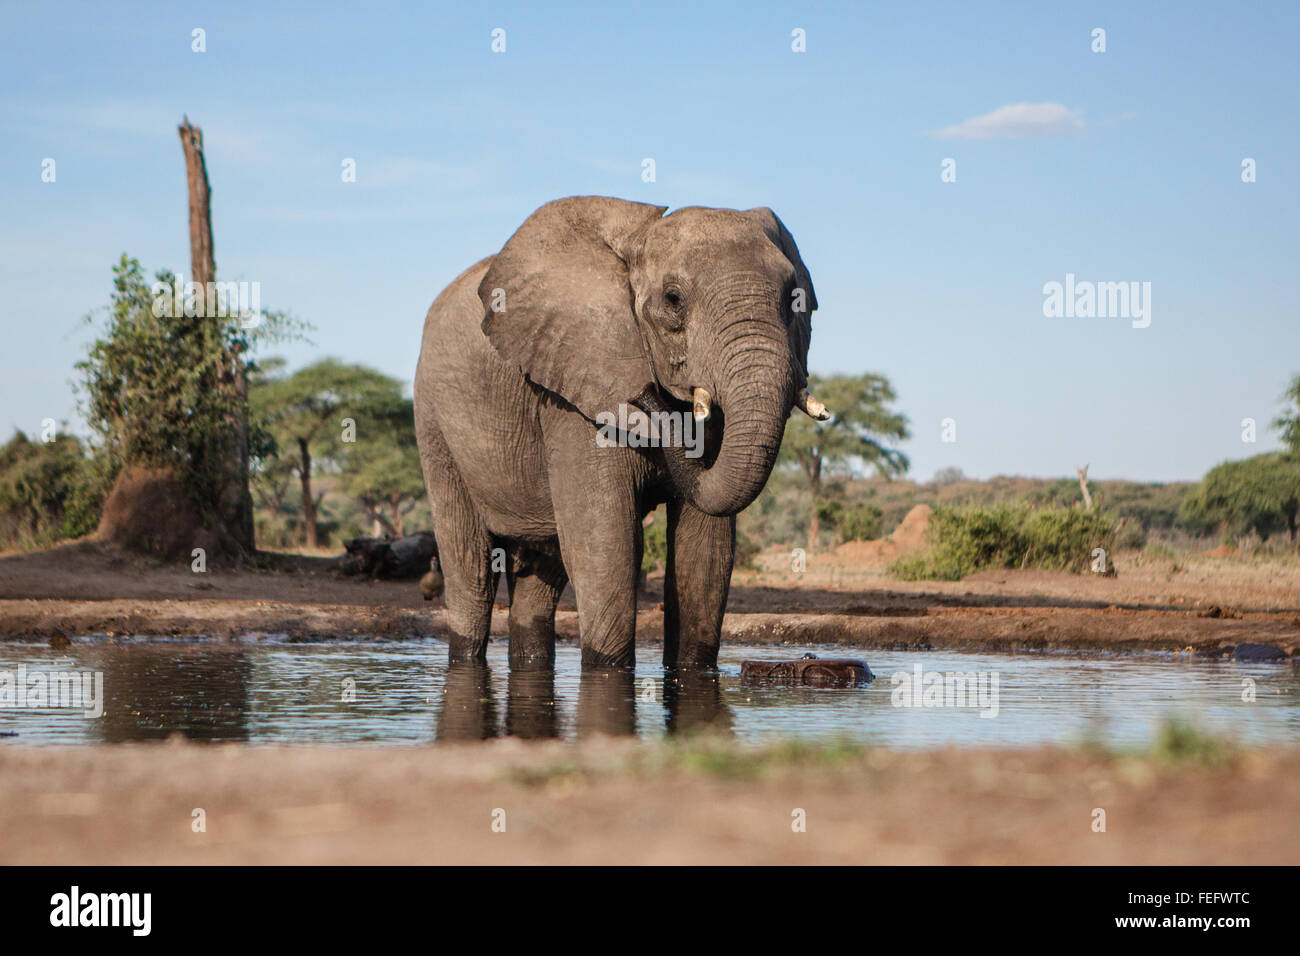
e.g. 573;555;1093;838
1;541;1297;658
3;597;1298;661
0;739;1294;864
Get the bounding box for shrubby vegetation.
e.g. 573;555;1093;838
0;254;308;559
1179;453;1300;543
78;256;235;502
890;504;1118;581
740;471;1166;559
77;256;303;515
0;255;435;554
0;431;104;548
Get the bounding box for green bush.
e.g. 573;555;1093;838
813;497;843;532
1179;452;1300;542
77;256;234;506
75;254;307;550
1112;518;1148;550
837;501;884;542
641;508;668;574
1021;508;1118;572
0;431;108;548
734;526;761;569
891;504;1117;581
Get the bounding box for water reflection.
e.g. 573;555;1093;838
506;666;558;739
0;641;1296;748
576;669;637;738
664;670;733;736
436;661;499;741
93;647;252;743
433;662;731;740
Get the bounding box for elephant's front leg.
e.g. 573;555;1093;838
663;499;735;670
548;424;641;668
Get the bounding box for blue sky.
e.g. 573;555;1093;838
2;0;1297;482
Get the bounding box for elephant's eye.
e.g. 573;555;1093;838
663;289;683;311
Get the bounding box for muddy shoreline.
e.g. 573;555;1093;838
2;542;1297;660
1;599;1296;662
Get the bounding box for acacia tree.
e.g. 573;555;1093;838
250;359;410;548
1180;453;1300;543
341;434;425;537
1273;373;1300;457
334;376;424;536
778;372;910;551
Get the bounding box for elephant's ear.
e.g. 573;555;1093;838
479;197;668;424
744;207;816;380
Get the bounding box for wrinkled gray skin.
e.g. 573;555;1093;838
414;196;816;669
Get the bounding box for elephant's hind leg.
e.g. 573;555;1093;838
507;545;568;667
419;424;498;662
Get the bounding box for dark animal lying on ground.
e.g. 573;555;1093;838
340;532;441;598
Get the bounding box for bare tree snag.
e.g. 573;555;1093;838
806;450;824;553
1076;465;1093;510
178;117;254;556
179;118;215;292
298;437;319;550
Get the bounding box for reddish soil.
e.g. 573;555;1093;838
833;503;933;564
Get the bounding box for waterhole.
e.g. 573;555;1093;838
0;639;1295;748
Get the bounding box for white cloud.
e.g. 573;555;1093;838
931;102;1085;140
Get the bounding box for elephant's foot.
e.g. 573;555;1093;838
665;643;721;672
580;643;636;669
447;633;489;663
508;619;556;668
505;547;567;667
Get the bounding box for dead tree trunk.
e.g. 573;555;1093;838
298;438;318;549
806;455;823;553
180;118;214;292
1076;465;1093;510
179;117;254;556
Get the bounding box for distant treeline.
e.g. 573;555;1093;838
740;452;1300;560
4;255;1299;566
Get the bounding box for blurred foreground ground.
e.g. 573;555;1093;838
0;739;1295;864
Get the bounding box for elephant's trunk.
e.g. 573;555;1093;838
637;308;794;517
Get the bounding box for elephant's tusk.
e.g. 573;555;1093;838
796;388;831;421
692;387;711;422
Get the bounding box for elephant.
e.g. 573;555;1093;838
414;196;827;670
